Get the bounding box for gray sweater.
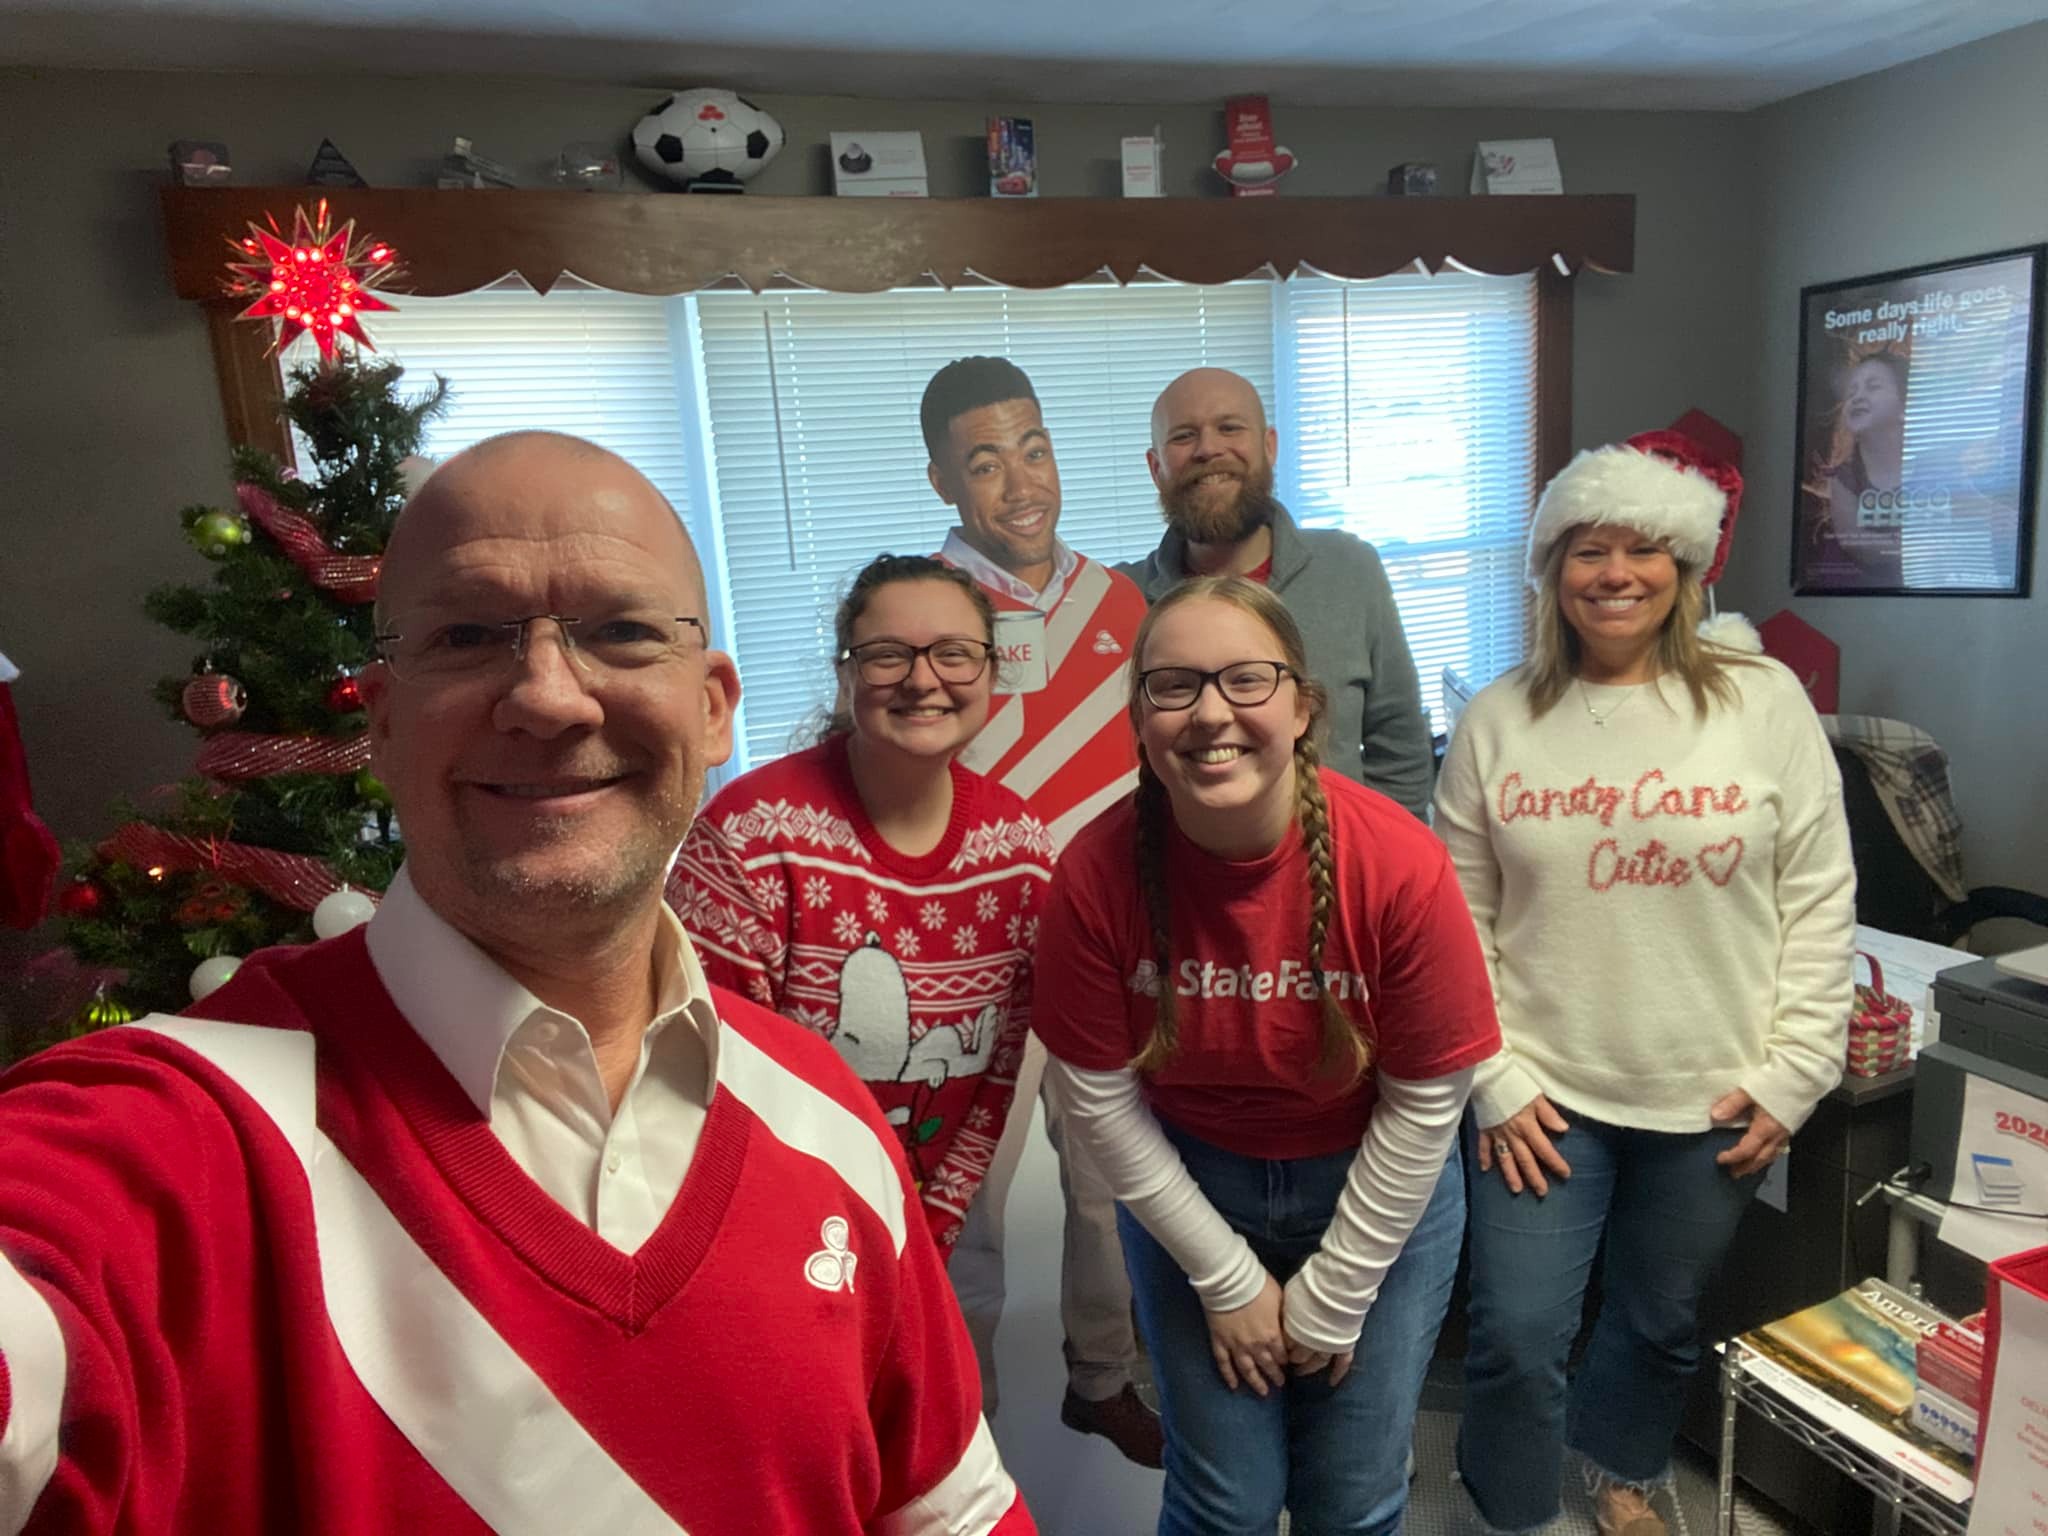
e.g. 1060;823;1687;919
1114;502;1434;820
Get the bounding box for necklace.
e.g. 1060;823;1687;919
1577;677;1644;728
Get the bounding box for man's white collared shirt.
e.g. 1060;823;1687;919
939;528;1079;611
364;868;717;1253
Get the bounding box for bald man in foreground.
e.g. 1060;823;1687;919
1116;368;1434;819
0;433;1034;1534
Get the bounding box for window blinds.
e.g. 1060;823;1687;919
310;270;1537;768
298;284;693;525
1276;270;1538;731
692;283;1276;767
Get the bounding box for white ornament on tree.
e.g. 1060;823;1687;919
312;886;376;939
189;954;242;1001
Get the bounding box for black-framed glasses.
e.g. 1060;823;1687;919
375;614;708;683
1138;660;1292;711
840;638;994;687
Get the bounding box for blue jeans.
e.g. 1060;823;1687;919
1456;1108;1763;1533
1119;1117;1464;1536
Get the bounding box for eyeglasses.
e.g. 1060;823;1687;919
375;613;708;683
841;638;994;687
1138;660;1293;711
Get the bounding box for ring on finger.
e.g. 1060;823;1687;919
1493;1137;1512;1159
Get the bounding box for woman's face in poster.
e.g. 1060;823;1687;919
1842;357;1903;437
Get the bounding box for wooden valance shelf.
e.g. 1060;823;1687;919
163;184;1612;471
161;186;1634;298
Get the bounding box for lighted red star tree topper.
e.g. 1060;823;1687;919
224;198;401;360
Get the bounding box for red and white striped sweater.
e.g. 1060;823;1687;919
0;930;1032;1535
668;737;1053;1255
936;535;1148;853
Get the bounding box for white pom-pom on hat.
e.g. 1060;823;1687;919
1697;609;1764;654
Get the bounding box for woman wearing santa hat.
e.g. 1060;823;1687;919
1435;431;1855;1536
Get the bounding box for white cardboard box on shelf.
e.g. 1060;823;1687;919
831;132;929;197
1469;138;1563;194
1122;135;1163;197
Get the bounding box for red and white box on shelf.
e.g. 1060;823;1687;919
1916;1312;1986;1406
1973;1245;2048;1530
1212;95;1296;197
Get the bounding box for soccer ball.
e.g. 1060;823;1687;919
631;88;785;192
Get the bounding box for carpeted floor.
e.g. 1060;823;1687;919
989;1100;1809;1536
1387;1407;1799;1536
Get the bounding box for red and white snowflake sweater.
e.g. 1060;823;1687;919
0;930;1033;1535
668;736;1053;1255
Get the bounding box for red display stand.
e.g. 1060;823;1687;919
1760;610;1841;714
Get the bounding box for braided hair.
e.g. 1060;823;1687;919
1127;576;1369;1084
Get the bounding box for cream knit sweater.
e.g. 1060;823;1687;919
1434;656;1855;1133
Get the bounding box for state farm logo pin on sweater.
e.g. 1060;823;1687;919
805;1215;858;1292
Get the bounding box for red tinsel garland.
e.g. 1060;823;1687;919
101;822;372;914
195;730;371;780
237;484;382;604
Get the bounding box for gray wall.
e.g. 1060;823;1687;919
1722;23;2048;898
0;66;1758;857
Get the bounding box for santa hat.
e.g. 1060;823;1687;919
1527;422;1761;652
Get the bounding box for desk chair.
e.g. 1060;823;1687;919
1826;714;2048;947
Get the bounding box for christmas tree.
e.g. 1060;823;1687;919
21;353;447;1064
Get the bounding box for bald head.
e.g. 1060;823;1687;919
1146;370;1282;553
363;427;740;980
381;432;706;628
1151;368;1269;451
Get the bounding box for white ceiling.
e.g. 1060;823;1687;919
5;0;2047;110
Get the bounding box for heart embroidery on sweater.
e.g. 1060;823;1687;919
1698;837;1745;887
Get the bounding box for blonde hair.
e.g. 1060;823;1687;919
1522;529;1760;719
1126;577;1369;1085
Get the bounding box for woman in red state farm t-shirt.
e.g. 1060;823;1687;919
1034;576;1498;1535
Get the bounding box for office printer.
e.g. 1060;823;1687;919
1907;958;2048;1206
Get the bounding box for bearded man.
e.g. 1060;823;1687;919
1116;367;1434;819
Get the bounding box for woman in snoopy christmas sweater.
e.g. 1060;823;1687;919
669;556;1052;1257
1435;431;1855;1536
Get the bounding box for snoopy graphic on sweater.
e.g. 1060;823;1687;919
830;933;999;1183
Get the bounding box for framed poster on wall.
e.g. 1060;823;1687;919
1792;245;2043;597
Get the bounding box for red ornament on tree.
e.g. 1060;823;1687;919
224;199;402;360
182;671;248;730
175;876;250;927
325;673;364;714
55;880;105;919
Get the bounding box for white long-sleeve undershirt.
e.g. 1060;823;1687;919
1046;1060;1471;1354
